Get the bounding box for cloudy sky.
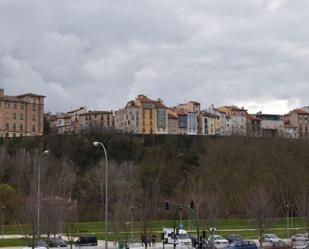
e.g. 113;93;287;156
0;0;309;114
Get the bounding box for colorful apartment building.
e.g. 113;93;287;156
0;89;45;137
115;95;168;134
218;106;247;136
200;111;217;135
174;101;200;135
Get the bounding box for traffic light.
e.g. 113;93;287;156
164;200;170;211
176;228;179;235
190;200;194;210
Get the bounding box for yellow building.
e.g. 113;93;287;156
119;95;168;134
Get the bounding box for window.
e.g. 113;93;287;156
20;113;24;120
13;113;17;119
32;114;36;121
5;102;9;108
20;124;23;131
14;103;17;109
32;125;35;132
20;104;24;110
13;123;16;131
179;115;187;128
5;123;9;130
156;109;166;129
32;103;36;111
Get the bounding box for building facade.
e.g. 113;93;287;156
255;113;284;138
246;114;261;137
0;89;44;137
78;111;114;133
114;101;140;134
218;106;247;136
285;109;309;138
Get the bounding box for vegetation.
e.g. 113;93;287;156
0;132;309;242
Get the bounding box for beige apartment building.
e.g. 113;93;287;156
0;89;44;137
78;111;114;133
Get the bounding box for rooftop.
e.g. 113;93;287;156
79;110;113;116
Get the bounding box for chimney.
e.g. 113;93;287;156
0;88;4;98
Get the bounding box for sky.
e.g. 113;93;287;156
0;0;309;114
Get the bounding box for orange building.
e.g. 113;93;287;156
0;89;45;137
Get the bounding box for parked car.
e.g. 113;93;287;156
208;235;229;248
227;235;243;243
260;234;281;243
75;235;98;246
48;238;67;247
225;240;257;249
264;241;292;249
292;234;309;242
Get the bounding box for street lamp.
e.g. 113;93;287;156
37;150;49;239
1;206;4;239
93;141;108;249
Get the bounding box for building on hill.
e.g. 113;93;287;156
218;105;247;136
200;111;217;135
174;101;200;135
255;112;284;138
167;113;179;134
246;114;262;137
284;124;298;139
114;95;168;134
0;89;45;137
285;108;309;139
53;113;74;134
78;110;114;133
114;101;139;134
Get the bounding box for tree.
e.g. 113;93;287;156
295;188;309;231
246;185;276;247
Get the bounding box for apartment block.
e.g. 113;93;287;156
285;109;309;138
114;101;139;134
115;95;168;134
218;106;247;136
255;113;284;138
0;89;44;137
78;111;114;133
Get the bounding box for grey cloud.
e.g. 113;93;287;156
1;0;309;114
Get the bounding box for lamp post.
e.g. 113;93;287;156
37;150;49;239
286;204;289;238
1;206;4;239
93;141;108;249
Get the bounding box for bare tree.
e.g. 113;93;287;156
246;185;276;247
295;188;309;231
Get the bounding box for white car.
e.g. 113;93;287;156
260;234;281;243
208;235;229;248
292;234;309;242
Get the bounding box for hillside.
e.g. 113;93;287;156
0;133;308;231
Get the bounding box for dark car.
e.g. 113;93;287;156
227;235;244;243
75;235;98;246
226;240;257;249
48;238;67;247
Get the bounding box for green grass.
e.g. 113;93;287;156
1;217;308;242
0;238;28;247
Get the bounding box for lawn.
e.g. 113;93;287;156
1;217;307;243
